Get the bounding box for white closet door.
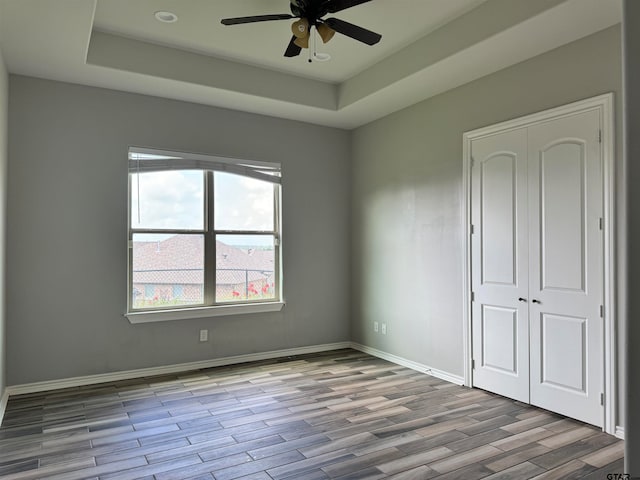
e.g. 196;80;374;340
471;128;530;403
527;110;603;427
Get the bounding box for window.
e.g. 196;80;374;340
127;147;283;321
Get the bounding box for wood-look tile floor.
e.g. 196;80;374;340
0;349;625;480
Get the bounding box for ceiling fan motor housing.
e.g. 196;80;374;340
290;0;328;20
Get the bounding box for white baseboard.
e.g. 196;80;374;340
615;426;625;440
0;389;9;427
5;342;351;397
351;342;465;385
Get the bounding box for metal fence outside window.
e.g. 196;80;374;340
132;268;275;307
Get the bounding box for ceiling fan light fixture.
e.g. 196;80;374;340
291;18;309;38
294;35;309;49
154;11;178;23
317;23;335;44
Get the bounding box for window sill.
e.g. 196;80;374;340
125;302;285;324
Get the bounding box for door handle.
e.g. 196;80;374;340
518;297;527;302
532;299;541;304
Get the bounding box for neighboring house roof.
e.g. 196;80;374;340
132;235;274;285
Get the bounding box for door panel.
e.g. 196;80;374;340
540;313;587;393
528;110;603;427
481;154;517;285
539;142;586;292
471;128;529;403
482;305;518;374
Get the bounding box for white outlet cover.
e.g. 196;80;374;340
199;329;208;342
374;321;379;332
381;324;387;335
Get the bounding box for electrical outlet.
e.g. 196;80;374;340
374;321;379;333
381;323;387;335
199;329;208;342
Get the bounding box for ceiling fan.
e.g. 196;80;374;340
221;0;381;59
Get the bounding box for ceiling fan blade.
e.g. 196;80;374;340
326;0;374;14
323;17;381;45
221;14;294;26
284;36;303;57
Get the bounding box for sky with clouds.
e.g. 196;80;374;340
131;170;275;247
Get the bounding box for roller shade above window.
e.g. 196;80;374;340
128;147;281;184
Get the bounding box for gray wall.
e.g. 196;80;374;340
0;43;7;401
351;25;624;419
623;0;639;475
6;76;351;385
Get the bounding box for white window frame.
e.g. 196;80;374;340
125;147;284;323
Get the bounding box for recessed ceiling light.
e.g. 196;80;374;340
154;11;178;23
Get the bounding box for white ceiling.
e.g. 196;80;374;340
93;0;487;83
0;0;622;129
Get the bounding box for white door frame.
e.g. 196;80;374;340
461;93;616;434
